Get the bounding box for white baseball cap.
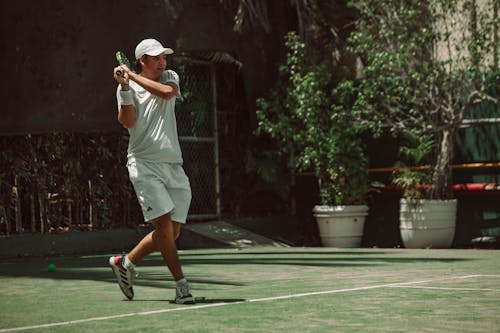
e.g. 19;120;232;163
135;39;174;60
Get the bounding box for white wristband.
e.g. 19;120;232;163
119;89;134;106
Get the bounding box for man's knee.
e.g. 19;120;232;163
153;214;174;238
152;214;183;240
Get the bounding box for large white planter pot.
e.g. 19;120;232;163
313;205;369;247
399;199;457;248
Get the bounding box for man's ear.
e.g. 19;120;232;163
139;55;147;67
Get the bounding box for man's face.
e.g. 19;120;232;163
141;52;167;79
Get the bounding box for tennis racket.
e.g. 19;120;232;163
115;51;133;77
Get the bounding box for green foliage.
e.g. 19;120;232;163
392;132;434;199
344;0;499;199
399;131;435;166
256;32;368;205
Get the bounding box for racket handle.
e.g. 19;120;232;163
116;69;124;77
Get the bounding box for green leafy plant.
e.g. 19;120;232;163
256;32;368;206
392;131;434;199
345;0;499;200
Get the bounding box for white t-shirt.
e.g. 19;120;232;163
116;70;183;163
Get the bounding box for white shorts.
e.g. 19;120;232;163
127;158;192;223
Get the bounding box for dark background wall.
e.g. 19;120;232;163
1;0;295;134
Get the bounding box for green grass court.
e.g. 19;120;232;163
0;247;499;332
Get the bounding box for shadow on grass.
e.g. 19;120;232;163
0;255;246;289
0;250;473;286
178;250;391;257
128;297;247;303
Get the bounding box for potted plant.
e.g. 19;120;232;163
342;0;498;247
256;32;369;247
392;132;457;248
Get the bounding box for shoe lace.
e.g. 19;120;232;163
120;257;139;278
128;265;139;278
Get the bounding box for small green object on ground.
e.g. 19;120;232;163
47;263;56;272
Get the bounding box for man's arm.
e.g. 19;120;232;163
114;68;137;128
128;71;178;100
118;103;136;129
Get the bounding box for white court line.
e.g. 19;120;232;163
390;285;500;292
0;274;495;333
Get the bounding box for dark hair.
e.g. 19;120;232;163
134;55;148;73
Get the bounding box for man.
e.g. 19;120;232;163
109;38;194;304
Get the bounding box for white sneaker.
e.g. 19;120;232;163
109;256;135;300
175;280;195;304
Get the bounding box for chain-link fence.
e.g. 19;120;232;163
174;58;220;219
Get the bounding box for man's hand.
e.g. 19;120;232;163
113;65;130;86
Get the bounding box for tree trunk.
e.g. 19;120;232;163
430;128;456;199
30;194;36;233
38;190;48;234
0;205;9;235
88;179;93;230
67;199;73;229
13;176;23;233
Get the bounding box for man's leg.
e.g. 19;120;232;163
127;215;182;266
150;213;184;281
126;231;155;264
148;213;193;304
110;213;192;302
